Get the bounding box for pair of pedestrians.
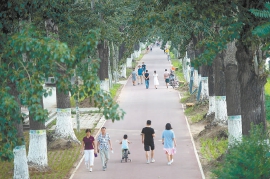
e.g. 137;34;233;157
143;70;159;89
132;62;146;86
141;120;177;165
81;127;112;172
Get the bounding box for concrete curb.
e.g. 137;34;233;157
178;92;205;179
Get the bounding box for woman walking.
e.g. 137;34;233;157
153;70;159;89
162;123;177;165
81;129;97;172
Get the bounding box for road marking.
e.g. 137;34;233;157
178;92;205;179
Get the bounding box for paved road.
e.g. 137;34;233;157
72;47;203;179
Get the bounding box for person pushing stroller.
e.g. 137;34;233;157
119;134;132;162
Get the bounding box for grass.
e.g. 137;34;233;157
265;78;270;121
171;58;185;81
136;54;144;61
0;128;96;179
191;114;205;123
200;137;228;161
110;83;123;99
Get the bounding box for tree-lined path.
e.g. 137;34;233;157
72;47;203;179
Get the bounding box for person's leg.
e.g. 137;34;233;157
144;144;150;163
84;150;90;169
170;154;173;163
100;150;106;169
150;144;155;162
147;80;149;89
89;149;94;171
104;149;110;167
166;153;171;162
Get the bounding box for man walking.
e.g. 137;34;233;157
138;65;143;85
144;70;150;89
141;120;155;164
97;127;113;171
164;69;170;88
142;62;146;73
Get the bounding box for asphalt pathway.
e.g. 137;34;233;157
72;47;203;179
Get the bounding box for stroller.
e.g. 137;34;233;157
169;71;179;88
121;149;132;163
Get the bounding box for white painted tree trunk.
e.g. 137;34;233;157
214;96;228;123
55;108;78;141
200;77;209;100
126;58;132;68
27;130;48;166
228;115;242;146
100;79;110;92
13;145;29;179
207;96;215;115
121;64;126;78
193;70;199;87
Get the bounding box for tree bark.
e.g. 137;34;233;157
200;65;210;100
8;82;29;179
207;65;215;115
213;52;227;123
225;41;242;145
98;40;110;92
236;42;266;135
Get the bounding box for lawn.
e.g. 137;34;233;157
265;78;270;121
110;83;123;99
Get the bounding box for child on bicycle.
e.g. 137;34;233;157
119;134;131;159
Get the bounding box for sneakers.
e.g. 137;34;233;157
103;166;106;171
147;160;150;164
170;159;174;164
168;159;173;165
151;159;155;163
89;168;92;172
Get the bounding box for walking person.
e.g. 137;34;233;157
164;69;170;88
138;65;143;85
153;70;159;89
131;68;137;86
162;123;177;165
144;70;150;89
97;127;113;171
142;62;146;73
81;129;97;172
141;120;155;164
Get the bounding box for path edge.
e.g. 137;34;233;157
178;92;205;179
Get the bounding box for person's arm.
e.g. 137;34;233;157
128;140;131;144
108;134;113;150
81;140;85;154
119;140;122;144
141;134;144;144
173;138;177;147
93;140;97;154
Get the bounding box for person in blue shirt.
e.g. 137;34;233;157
119;134;131;159
142;62;146;73
137;65;143;85
162;123;177;165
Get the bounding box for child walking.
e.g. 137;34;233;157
119;134;131;159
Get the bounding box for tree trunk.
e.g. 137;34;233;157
225;41;242;145
98;40;110;92
214;52;227;123
207;65;215;115
28;97;48;167
119;42;126;62
45;18;78;142
236;42;266;135
200;65;209;101
8;82;29;179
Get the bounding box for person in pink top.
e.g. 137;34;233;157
81;129;97;172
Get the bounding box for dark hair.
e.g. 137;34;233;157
101;127;106;129
146;70;148;72
165;69;167;71
147;120;151;125
165;123;172;130
85;129;91;133
154;70;156;73
123;134;128;139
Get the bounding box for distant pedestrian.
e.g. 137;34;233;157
81;129;97;172
141;120;155;164
164;49;166;54
144;70;150;89
131;68;137;86
164;69;170;88
162;123;177;165
153;70;159;89
138;65;143;85
97;127;113;171
142;62;146;73
150;46;152;51
119;134;131;159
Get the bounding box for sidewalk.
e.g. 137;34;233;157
71;46;204;179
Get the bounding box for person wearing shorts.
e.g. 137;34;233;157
141;120;155;164
164;69;170;88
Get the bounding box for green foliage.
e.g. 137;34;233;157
212;125;270;179
265;78;270;120
110;83;122;99
200;137;228;161
191;114;204;123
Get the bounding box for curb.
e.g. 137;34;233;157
178;92;205;179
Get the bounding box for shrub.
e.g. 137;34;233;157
212;125;270;179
